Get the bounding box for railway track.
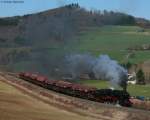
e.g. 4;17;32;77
0;72;150;120
0;72;115;120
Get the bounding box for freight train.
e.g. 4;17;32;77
19;72;132;107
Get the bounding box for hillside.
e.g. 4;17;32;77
74;25;150;63
0;4;149;76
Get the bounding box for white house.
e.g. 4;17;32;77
127;72;137;84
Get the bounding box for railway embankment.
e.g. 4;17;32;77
0;72;150;120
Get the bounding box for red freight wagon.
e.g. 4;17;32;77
36;76;47;82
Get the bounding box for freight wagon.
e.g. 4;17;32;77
19;72;132;107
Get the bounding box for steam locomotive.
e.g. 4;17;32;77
19;72;132;107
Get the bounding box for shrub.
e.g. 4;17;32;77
136;69;145;85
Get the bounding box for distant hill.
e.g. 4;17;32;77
0;4;138;44
0;4;149;76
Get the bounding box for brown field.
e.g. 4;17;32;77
0;80;99;120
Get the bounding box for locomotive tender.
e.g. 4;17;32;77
19;72;132;107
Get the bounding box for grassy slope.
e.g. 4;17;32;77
6;25;150;72
80;80;150;97
74;25;150;63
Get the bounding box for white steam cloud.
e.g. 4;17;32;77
65;54;128;89
93;55;128;88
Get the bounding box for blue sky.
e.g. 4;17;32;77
0;0;150;19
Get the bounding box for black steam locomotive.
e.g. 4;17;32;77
19;72;132;107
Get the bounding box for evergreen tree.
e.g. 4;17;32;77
136;69;145;85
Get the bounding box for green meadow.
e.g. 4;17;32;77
74;25;150;64
80;80;150;97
